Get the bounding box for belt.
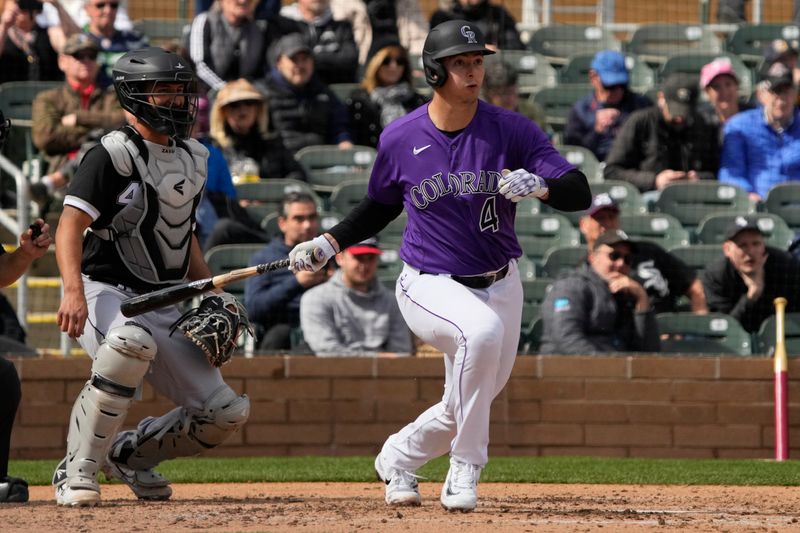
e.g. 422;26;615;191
420;264;510;289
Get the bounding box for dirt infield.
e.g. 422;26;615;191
2;482;799;532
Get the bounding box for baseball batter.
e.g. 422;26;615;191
290;20;591;512
53;47;250;507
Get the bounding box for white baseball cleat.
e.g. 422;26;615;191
374;453;421;506
55;483;101;507
440;457;481;512
103;431;172;501
102;459;172;501
53;458;101;507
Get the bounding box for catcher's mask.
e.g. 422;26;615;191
113;47;198;139
422;19;495;88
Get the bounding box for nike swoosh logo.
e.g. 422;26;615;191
413;144;432;155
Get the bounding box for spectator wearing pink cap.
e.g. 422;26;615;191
697;57;752;147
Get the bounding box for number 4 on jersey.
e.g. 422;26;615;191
479;197;499;232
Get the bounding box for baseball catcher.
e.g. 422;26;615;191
52;47;250;507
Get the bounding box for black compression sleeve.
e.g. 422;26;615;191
328;197;404;250
542;169;592;212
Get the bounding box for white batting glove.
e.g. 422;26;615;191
289;235;337;273
498;168;549;202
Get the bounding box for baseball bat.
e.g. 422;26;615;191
120;258;290;317
774;297;789;461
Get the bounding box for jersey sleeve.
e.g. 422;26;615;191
63;144;124;225
367;143;404;205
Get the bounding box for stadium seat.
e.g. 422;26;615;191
486;50;558;94
754;312;800;356
527;25;621;65
531;84;593;135
539;245;585;278
764;183;800;230
328;83;360;103
378;212;408;246
625;24;723;66
557;144;603;183
559;53;656;94
517;255;537;281
329;179;369;215
591;180;647;216
658;52;752;97
695;213;794;249
204;244;265;300
519;316;544;354
656;312;752;355
667;244;722;275
0;81;63;167
653;182;754;229
619;213;690;249
132;18;189;45
726;23;800;66
294;145;377;193
235;179;321;213
377;244;404;282
522;278;554;307
516;214;580;266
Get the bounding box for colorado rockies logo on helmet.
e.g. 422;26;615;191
461;25;477;44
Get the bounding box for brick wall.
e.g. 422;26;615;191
9;355;800;460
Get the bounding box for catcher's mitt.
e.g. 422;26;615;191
170;292;253;367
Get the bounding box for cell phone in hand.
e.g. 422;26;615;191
29;223;42;240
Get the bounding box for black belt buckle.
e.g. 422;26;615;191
450;264;509;289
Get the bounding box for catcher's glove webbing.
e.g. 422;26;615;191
170;293;253;367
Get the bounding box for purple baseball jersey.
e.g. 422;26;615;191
368;100;575;276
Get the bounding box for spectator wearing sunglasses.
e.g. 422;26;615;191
0;0;62;83
540;229;660;355
83;0;147;87
30;32;124;214
564;50;651;162
346;39;427;148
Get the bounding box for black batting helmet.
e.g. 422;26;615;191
422;19;495;88
113;47;198;139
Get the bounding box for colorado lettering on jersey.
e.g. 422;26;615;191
410;169;503;209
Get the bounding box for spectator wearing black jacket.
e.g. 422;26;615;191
0;0;61;84
347;39;427;148
189;0;288;92
280;0;359;84
259;32;353;153
603;73;719;194
429;0;523;51
702;216;800;333
540;230;660;355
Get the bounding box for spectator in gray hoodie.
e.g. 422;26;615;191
300;237;412;356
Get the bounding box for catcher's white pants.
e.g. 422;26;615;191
81;276;227;409
381;260;523;469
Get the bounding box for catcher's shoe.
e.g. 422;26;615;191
374;453;421;506
103;431;172;501
0;476;29;503
53;458;100;507
440;457;481;512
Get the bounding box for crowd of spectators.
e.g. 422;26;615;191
3;1;800;358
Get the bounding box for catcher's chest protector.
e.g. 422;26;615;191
98;128;208;284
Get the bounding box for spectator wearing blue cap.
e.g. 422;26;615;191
563;50;651;161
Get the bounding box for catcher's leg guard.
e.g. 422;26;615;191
111;385;249;471
54;323;155;506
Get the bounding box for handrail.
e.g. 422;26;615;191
0;153;29;329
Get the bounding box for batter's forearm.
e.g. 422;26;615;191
542;169;591;212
